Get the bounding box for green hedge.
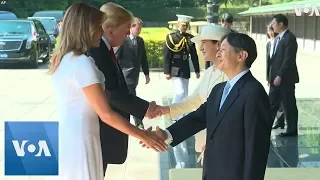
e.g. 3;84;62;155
140;27;169;68
144;40;164;68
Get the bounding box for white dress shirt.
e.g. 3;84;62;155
102;36;111;50
269;39;275;58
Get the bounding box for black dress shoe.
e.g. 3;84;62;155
279;132;298;137
272;124;284;129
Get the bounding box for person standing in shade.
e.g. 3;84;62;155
116;17;150;129
163;14;200;118
268;14;299;137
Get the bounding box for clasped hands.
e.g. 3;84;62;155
141;102;171;152
139;126;168;152
145;101;171;119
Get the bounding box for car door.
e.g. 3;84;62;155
34;20;49;55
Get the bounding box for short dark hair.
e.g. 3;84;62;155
220;33;257;68
221;13;234;23
273;13;288;27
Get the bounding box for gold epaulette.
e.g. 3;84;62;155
165;33;188;52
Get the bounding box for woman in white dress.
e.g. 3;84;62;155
156;25;231;165
48;2;167;180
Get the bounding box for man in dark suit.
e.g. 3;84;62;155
116;17;150;129
151;33;272;180
266;24;285;129
88;2;160;175
268;14;299;136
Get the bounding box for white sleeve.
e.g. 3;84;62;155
74;56;102;89
164;129;173;145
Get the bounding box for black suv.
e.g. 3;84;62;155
0;19;51;68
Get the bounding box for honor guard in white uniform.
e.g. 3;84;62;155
163;14;200;116
163;14;200;169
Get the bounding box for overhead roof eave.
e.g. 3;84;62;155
238;0;320;16
239;10;296;16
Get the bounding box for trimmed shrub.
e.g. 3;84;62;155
144;40;164;68
140;27;170;68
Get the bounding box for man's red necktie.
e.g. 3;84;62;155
109;47;118;68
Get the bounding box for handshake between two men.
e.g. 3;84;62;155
144;101;170;119
138;101;172;152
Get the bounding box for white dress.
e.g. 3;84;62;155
49;52;105;180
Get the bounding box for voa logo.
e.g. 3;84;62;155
12;140;51;157
293;4;320;16
5;121;58;175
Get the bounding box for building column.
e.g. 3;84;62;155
206;0;219;24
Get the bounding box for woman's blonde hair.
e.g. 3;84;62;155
100;2;133;30
48;2;105;74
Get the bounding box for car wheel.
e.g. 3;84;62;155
30;50;39;69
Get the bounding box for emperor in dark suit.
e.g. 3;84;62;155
159;33;272;180
116;17;150;129
163;14;200;116
268;14;299;136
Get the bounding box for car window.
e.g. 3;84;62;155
34;21;46;34
0;21;31;34
0;13;17;19
39;19;54;31
33;12;63;20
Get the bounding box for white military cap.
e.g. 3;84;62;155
176;14;193;23
190;25;231;43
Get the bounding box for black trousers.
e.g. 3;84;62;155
127;83;144;126
269;83;298;133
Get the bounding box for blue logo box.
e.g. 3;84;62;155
5;121;58;175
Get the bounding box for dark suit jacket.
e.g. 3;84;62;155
267;30;299;85
163;31;200;79
88;39;149;164
117;36;149;88
167;71;272;180
266;41;271;81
